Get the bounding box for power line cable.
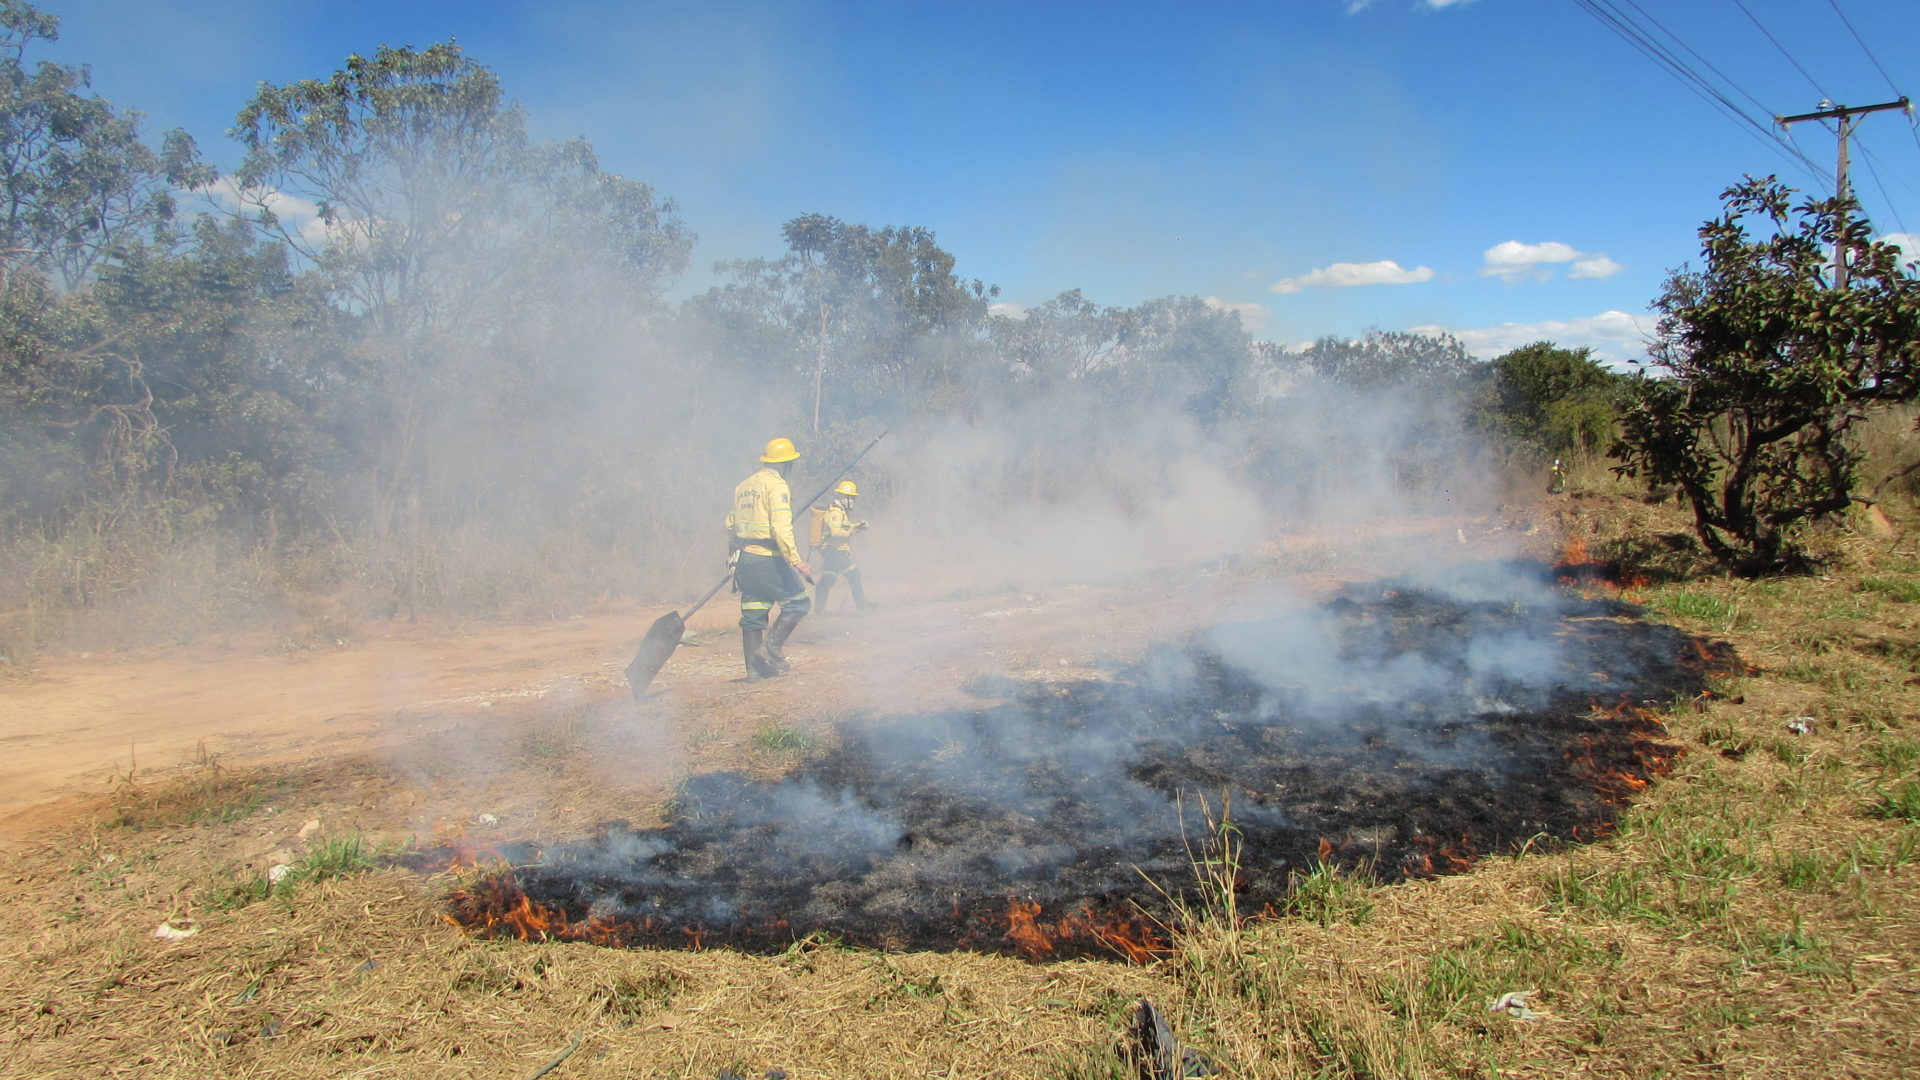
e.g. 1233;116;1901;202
1570;0;1832;186
1822;1;1920;162
1827;0;1901;99
1857;152;1909;237
1730;0;1830;102
1585;0;1828;181
1853;136;1916;236
1623;0;1778;118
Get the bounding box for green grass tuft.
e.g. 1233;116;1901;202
1859;576;1920;602
751;722;818;755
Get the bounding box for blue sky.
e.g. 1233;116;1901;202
38;0;1920;364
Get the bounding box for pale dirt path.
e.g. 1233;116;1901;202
0;614;641;837
0;515;1504;841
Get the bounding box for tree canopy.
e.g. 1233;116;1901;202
1612;175;1920;570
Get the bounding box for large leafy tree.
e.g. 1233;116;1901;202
1612;176;1920;571
1104;296;1254;426
1473;341;1626;458
229;42;695;587
0;0;208;290
0;0;215;523
705;213;995;427
232;42;690;333
1298;328;1474;389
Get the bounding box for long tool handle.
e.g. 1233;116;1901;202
797;431;889;512
679;570;735;623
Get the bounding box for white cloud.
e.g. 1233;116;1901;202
1482;239;1622;282
1204;296;1271;333
1483;240;1578;271
989;301;1029;320
1409;309;1655;368
1883;232;1920;265
1568;255;1625;280
1271;259;1434;294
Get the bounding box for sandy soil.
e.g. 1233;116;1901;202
0;516;1507;844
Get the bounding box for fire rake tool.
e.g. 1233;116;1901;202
624;431;888;698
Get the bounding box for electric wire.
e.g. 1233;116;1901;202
1853;137;1916;237
1730;0;1830;103
1578;0;1829;183
1571;0;1824;183
1823;1;1920;171
1827;0;1901;99
1570;0;1832;186
1620;0;1776;118
1857;148;1910;238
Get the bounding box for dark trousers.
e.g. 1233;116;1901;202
735;552;810;630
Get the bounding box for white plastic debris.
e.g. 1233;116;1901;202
267;864;294;885
1488;990;1537;1019
154;921;198;941
476;813;500;827
1785;717;1815;735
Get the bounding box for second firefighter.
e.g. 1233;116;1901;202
811;479;869;612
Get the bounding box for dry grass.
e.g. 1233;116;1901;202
5;494;1920;1078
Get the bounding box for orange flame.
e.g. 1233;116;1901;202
1552;535;1652;601
1404;832;1477;877
418;823;533;872
1559;536;1590;566
1564;713;1681;807
445;870;657;946
1002;897;1171;964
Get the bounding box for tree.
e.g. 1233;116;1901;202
1612;176;1920;571
1473;341;1626;458
0;0;217;528
229;42;694;599
0;1;208;289
1105;296;1255;425
232;42;689;334
988;289;1125;390
1298;329;1474;389
706;214;995;426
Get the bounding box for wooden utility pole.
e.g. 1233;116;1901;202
1776;97;1910;289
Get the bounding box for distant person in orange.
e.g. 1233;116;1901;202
725;437;812;680
813;479;870;613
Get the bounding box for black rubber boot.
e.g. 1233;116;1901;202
764;608;804;672
742;628;777;681
815;574;836;614
848;569;869;611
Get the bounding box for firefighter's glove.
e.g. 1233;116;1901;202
795;560;814;584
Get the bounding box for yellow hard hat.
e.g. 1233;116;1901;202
834;480;859;498
760;437;801;463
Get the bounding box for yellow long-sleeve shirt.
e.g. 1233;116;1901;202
726;467;802;563
820;502;864;552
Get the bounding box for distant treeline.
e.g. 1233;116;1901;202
0;6;1625;653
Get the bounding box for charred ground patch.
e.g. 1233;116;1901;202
443;562;1738;960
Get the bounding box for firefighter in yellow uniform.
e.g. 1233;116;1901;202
725;437;813;680
813;479;869;613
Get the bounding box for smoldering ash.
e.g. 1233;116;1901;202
445;560;1736;960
